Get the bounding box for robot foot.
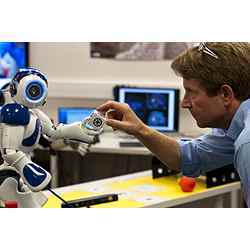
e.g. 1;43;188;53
21;163;51;192
0;170;48;207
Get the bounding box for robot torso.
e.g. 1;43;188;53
0;103;42;154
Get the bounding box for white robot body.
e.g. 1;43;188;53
0;68;105;207
0;123;24;151
0;106;104;194
1;111;41;154
0;107;43;156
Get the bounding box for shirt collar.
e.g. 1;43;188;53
226;99;250;140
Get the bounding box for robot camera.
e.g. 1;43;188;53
26;81;44;100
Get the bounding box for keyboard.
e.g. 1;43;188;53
119;141;145;147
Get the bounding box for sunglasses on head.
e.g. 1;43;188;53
198;42;219;59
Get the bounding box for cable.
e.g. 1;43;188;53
47;188;69;205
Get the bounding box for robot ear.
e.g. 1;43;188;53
9;82;17;97
0;92;4;106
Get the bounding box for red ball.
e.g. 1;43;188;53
179;176;196;192
4;200;18;208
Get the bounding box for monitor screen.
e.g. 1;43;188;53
58;107;95;124
0;42;29;89
114;86;179;132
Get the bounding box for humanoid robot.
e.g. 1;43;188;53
0;68;105;207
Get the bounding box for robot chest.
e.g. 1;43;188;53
22;116;42;147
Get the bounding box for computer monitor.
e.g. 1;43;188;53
114;86;179;132
58;107;95;124
0;42;29;88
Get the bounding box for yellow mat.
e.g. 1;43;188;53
44;175;211;208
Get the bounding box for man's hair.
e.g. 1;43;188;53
171;42;250;101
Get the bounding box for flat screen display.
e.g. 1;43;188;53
58;107;95;124
0;42;28;89
114;86;179;132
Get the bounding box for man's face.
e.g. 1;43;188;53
181;79;227;128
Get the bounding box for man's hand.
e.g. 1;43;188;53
98;101;181;172
97;101;147;136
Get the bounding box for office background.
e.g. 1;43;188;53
29;42;208;136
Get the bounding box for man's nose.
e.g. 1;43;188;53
181;98;191;109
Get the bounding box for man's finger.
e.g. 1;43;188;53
106;118;127;130
97;101;127;113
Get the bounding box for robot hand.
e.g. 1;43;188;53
63;141;91;157
53;111;105;144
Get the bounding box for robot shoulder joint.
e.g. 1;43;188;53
0;103;30;125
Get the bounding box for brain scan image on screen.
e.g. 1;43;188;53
147;111;168;127
146;94;168;110
118;87;179;132
125;95;146;121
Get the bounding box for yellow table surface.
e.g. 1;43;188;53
43;174;221;208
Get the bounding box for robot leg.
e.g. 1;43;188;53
2;149;51;192
0;169;48;207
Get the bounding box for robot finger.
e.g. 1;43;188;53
85;128;103;136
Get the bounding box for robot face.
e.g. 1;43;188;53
10;68;48;108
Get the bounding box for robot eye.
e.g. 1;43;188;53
28;85;41;98
25;81;43;100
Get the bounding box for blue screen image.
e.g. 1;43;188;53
0;42;27;79
58;108;94;124
125;95;146;121
146;94;167;110
147;111;167;126
124;92;169;127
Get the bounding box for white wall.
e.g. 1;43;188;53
29;42;208;135
30;42;182;98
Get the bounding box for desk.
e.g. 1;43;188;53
47;132;181;187
90;132;152;155
49;131;181;155
43;170;241;208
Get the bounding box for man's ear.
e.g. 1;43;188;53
219;84;234;104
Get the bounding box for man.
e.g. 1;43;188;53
97;42;250;207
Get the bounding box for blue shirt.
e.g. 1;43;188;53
178;99;250;206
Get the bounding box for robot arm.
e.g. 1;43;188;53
33;109;105;144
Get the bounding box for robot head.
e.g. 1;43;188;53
9;68;48;108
